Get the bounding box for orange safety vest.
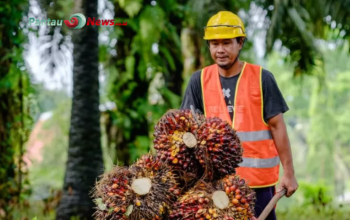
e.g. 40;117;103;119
200;62;280;188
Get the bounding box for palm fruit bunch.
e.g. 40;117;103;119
92;154;181;220
153;109;243;181
168;174;256;220
195;117;243;180
153;109;207;183
92;167;131;219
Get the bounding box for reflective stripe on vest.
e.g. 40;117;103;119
239;156;280;168
201;62;280;188
237;130;280;168
236;130;272;142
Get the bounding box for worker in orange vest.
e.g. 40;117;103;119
180;11;298;219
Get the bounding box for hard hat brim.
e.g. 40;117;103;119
203;25;246;40
203;34;246;40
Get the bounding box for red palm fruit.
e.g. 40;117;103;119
169;174;256;220
153;109;206;185
92;154;180;220
215;174;257;220
92;167;132;220
195;117;244;180
230;185;236;192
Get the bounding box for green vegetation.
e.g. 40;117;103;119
1;0;350;219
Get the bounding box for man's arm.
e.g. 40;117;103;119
268;113;298;197
261;69;298;197
180;70;203;113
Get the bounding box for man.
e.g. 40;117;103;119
180;11;298;219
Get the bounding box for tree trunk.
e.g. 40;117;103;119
55;0;104;219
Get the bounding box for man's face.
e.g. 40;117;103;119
209;38;243;70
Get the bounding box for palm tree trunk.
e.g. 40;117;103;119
55;0;104;219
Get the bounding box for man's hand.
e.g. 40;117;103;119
277;173;298;197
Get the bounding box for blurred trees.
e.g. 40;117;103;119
54;0;104;220
181;0;350;79
255;0;350;78
1;0;350;219
305;44;350;195
0;0;32;219
35;0;74;75
267;41;350;200
102;0;157;166
101;0;189;165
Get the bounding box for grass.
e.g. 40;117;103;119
276;204;350;220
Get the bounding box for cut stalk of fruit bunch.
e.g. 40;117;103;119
183;132;197;148
153;109;206;185
168;174;256;220
212;190;230;209
131;177;152;195
128;154;182;219
92;154;181;220
196;117;244;180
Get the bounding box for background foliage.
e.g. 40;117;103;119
1;0;350;219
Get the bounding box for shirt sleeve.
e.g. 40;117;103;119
262;69;289;122
180;70;204;114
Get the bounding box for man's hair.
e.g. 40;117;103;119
236;37;246;45
206;37;246;46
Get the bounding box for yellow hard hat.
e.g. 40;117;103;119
203;11;246;40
